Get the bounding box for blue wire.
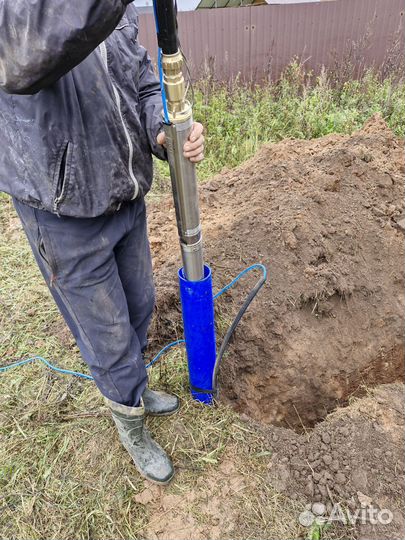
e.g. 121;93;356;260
152;0;159;33
157;48;170;124
0;355;94;380
213;263;267;300
145;339;186;369
0;264;267;380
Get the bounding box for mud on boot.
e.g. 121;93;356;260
106;398;174;485
142;387;180;416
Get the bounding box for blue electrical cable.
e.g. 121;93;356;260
152;0;159;33
157;47;170;124
213;263;267;300
145;339;185;369
0;264;266;380
0;355;94;380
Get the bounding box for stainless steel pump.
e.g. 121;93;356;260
153;2;204;282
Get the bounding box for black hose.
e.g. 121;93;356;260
212;273;267;395
154;0;179;55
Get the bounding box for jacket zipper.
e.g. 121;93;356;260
99;41;139;200
53;141;70;214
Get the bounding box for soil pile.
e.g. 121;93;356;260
148;114;404;428
266;383;404;540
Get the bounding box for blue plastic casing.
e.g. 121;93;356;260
178;265;217;404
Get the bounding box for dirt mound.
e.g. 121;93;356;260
266;383;405;540
148;114;404;428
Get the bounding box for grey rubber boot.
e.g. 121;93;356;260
106;398;174;485
143;388;180;416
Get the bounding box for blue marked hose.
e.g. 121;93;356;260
0;264;267;386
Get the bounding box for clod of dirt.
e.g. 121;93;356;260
148;114;404;429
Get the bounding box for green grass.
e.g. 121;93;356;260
155;64;405;183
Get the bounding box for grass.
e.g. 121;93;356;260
155;64;405;184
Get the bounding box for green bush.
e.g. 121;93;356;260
155;63;405;182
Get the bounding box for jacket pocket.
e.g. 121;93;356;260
53;141;73;214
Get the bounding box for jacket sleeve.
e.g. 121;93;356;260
137;45;167;161
0;0;132;95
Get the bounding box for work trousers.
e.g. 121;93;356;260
13;197;154;407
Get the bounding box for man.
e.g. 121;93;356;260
0;0;204;485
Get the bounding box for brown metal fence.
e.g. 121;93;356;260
138;0;404;81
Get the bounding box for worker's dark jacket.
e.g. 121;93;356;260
0;0;165;217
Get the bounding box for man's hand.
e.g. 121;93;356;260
157;122;205;163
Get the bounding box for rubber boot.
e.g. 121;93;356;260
106;398;174;485
143;387;180;416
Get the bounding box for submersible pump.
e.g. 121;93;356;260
152;0;266;404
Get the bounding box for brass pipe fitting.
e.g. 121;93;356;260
161;51;192;123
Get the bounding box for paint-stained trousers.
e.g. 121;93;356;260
13;197;154;407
